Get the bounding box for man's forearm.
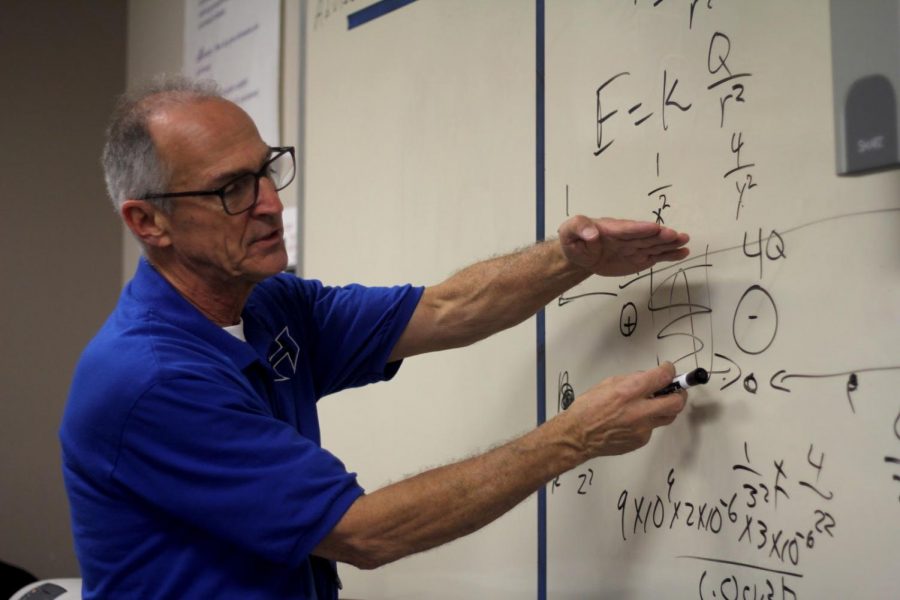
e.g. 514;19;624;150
312;415;583;569
391;239;588;359
446;239;589;336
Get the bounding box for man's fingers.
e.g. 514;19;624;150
637;362;677;397
640;235;690;252
645;240;691;255
596;217;661;241
653;390;688;416
629;363;686;421
651;410;681;427
628;391;686;435
561;216;689;247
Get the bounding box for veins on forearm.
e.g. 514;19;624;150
439;240;589;340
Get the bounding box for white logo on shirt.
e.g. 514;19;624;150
268;326;300;382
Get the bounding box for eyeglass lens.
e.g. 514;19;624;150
266;150;295;191
223;149;295;214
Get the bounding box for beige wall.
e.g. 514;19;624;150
120;0;186;281
0;0;302;583
0;0;126;580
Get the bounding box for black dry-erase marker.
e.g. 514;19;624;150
652;367;709;397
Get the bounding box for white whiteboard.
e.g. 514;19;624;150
303;1;900;598
544;2;900;599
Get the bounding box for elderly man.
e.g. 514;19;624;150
60;76;690;599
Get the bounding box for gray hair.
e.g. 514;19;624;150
101;74;223;212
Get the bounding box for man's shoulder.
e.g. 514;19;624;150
249;273;417;317
77;301;209;374
249;273;321;312
62;306;233;455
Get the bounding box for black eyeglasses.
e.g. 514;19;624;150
140;146;296;215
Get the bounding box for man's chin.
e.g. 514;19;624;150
246;246;289;281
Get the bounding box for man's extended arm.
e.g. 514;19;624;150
312;363;686;569
388;215;690;361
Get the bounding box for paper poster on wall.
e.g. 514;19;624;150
184;0;297;269
183;0;281;146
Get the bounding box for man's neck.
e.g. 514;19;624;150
147;256;253;327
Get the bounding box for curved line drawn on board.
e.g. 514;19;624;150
646;263;712;310
713;352;743;391
655;316;709;366
647;183;673;196
558;290;618;306
618;207;900;291
769;369;790;393
798;481;835;502
645;261;714;369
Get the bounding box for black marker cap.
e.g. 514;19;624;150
685;368;710;386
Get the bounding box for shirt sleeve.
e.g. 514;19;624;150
111;369;364;567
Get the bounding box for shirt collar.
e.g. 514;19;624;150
127;257;265;372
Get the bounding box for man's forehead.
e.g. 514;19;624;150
148;97;253;143
147;97;266;181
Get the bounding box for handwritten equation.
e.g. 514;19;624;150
593;30;757;221
614;441;838;600
547;2;900;598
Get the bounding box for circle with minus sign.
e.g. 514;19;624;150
732;284;778;355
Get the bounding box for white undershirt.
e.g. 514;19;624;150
222;319;246;342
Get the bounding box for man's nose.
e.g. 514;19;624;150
252;177;284;216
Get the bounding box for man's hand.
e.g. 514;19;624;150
559;215;690;277
553;362;687;459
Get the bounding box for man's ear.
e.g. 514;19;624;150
121;200;172;248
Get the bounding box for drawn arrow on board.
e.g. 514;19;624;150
769;365;900;393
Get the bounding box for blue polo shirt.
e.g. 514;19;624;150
60;258;422;599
